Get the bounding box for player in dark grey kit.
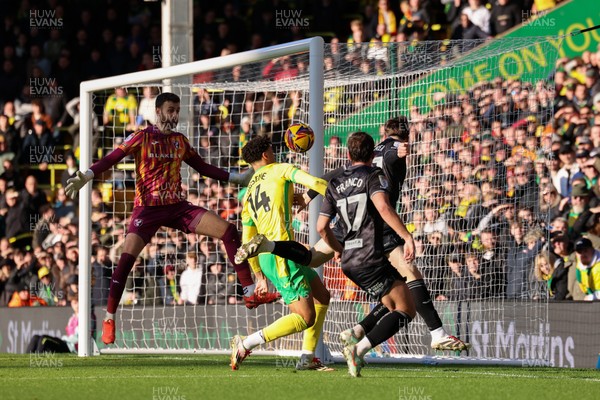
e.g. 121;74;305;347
317;131;416;377
236;116;470;352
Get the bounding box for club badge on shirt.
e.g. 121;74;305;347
379;175;389;189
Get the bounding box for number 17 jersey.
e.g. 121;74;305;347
242;163;327;241
320;165;391;270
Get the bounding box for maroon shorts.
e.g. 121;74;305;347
127;202;207;243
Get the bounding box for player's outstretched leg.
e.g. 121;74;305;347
103;233;147;345
387;246;470;352
235;235;314;266
236;237;335;271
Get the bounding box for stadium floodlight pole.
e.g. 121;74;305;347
77;37;325;357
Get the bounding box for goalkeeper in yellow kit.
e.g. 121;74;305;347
230;135;332;371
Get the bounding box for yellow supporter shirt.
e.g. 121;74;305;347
575;249;600;300
105;94;138;124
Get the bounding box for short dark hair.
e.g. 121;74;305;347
575;237;594;252
384;116;409;141
242;135;272;164
347;131;375;163
155;92;180;108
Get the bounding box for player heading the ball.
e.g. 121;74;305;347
230;135;332;372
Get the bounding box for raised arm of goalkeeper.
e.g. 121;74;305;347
64;132;253;199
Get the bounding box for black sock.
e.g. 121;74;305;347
407;279;443;331
358;303;389;333
272;241;312;266
365;311;412;348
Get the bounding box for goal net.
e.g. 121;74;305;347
319;37;558;366
80;36;558;365
78;38;325;356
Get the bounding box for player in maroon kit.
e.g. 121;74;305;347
66;92;279;345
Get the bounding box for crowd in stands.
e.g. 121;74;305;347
0;0;590;312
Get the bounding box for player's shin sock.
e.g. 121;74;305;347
302;304;328;354
240;314;308;351
221;224;255;295
407;279;444;336
242;330;266;350
356;311;412;357
261;313;308;343
106;253;136;316
356;303;389;338
272;241;312;266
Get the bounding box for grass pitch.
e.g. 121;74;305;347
1;354;598;400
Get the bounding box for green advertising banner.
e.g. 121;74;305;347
325;0;600;139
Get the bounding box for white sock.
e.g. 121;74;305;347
243;331;266;350
430;327;447;341
301;350;314;357
352;324;365;339
243;284;256;296
104;312;115;321
355;337;372;357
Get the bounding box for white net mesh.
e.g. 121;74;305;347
88;37;558;362
316;38;557;363
90;49;314;353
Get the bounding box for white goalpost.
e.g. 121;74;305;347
78;36;558;367
77;37;325;357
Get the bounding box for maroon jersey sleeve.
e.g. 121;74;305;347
118;130;145;155
89;148;126;176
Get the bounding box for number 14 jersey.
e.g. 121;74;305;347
320;165;391;270
242;163;327;241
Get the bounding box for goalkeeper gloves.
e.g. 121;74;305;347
229;168;254;187
65;170;94;199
